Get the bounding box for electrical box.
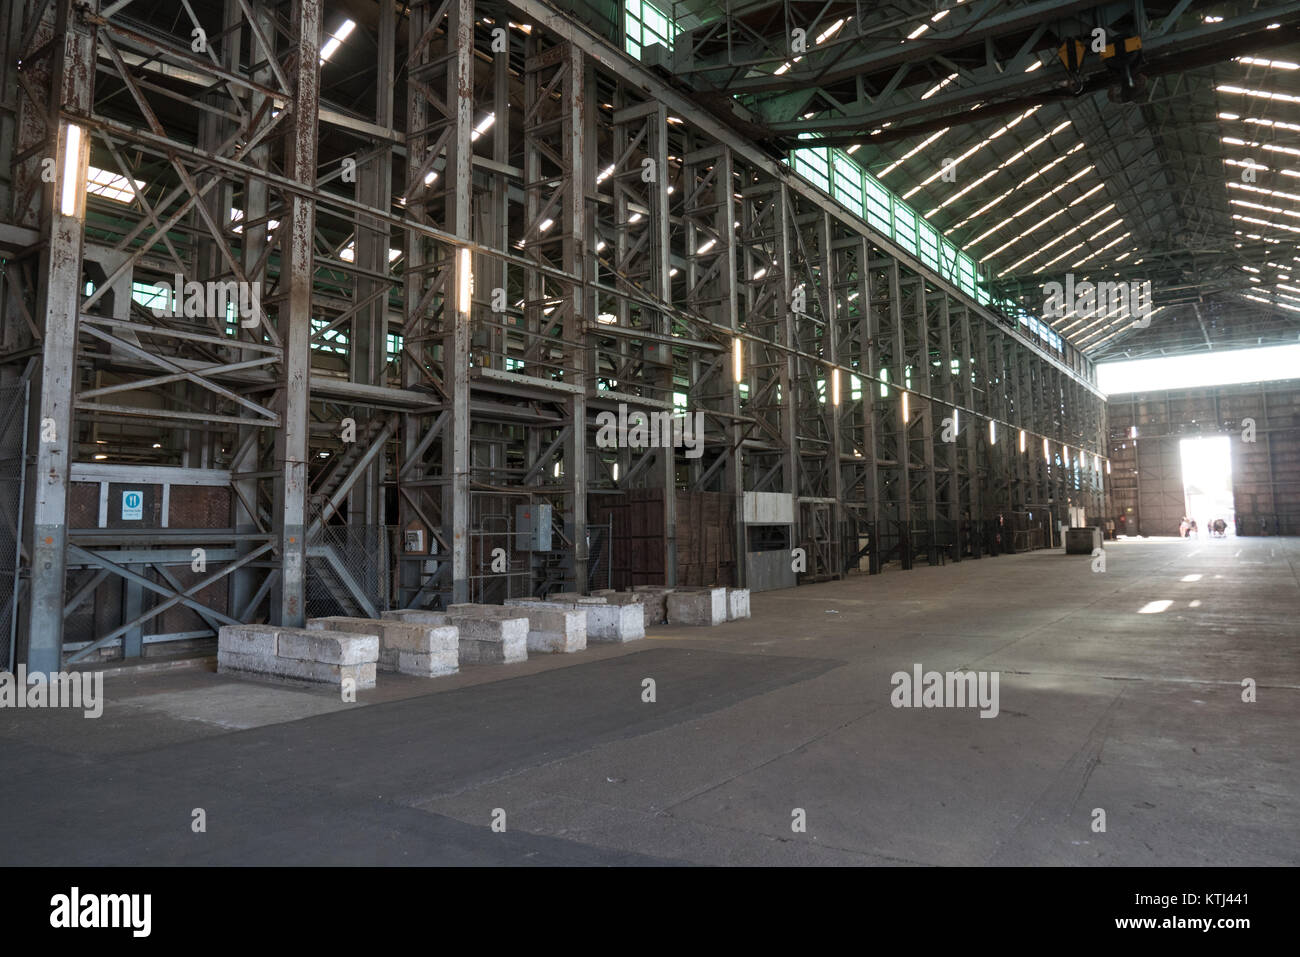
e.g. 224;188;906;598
515;503;552;551
404;527;426;553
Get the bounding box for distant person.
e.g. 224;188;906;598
1179;516;1190;538
1189;520;1198;538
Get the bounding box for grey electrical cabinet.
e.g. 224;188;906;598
515;503;553;551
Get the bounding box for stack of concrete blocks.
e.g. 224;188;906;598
506;596;644;644
307;616;458;677
383;607;528;664
217;624;378;688
585;585;745;627
451;602;586;654
666;587;729;626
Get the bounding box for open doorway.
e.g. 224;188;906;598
1179;436;1234;538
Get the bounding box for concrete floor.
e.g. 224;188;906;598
2;535;1297;865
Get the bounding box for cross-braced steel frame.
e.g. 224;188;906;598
1;0;1106;671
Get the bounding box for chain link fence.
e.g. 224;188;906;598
0;380;28;672
587;520;612;592
306;524;395;619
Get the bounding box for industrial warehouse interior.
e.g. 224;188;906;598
1;0;1297;901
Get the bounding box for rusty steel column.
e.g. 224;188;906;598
562;43;589;592
25;0;95;675
446;0;473;605
271;0;320;626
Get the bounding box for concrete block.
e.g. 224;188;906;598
446;613;529;664
447;603;520;618
586;591;652;627
310;616;457;656
396;649;459;677
307;616;376;635
217;649;274;672
335;662;377;689
387;623;456;655
627;587;673;626
530;609;587;653
457;637;527;664
381;609;452;626
450;615;527;639
726;588;751;621
499;600;587;653
277;628;378;666
589;591;639;604
217;648;271;678
218;624;278;658
546;592;607;604
585;602;644;642
504;599;560;609
526;627;586;654
217;650;376;689
667;588;727;626
506;598;641;644
222;650;338;684
373;647;453;677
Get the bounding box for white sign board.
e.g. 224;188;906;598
122;490;143;520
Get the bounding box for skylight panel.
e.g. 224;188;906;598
320;19;356;63
86;166;145;204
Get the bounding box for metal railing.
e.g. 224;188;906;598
306;524;395;619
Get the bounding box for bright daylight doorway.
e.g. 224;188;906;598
1179;435;1234;538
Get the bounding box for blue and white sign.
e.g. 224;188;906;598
122;490;143;521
